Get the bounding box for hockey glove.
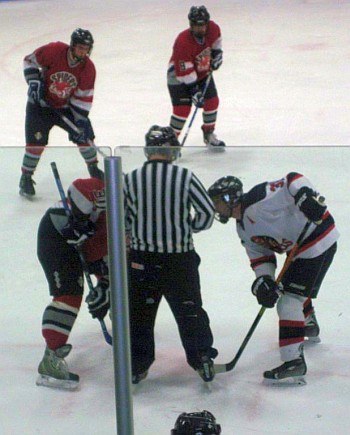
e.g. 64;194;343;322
251;275;279;308
187;83;205;108
69;118;95;145
87;257;109;277
85;277;110;320
211;49;223;71
27;79;44;104
191;90;204;108
61;218;96;246
294;187;326;224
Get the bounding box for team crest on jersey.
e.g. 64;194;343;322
49;71;77;98
195;47;211;72
251;235;293;253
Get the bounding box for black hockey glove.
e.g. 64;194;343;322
294;187;326;224
27;79;44;104
251;275;279;308
69;118;95;145
192;90;204;108
188;84;205;108
61;218;96;246
211;49;223;71
85;277;110;320
87;257;109;277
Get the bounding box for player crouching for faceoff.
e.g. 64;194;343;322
208;172;339;385
36;178;110;390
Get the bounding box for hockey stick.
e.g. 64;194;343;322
50;161;113;346
41;101;109;159
180;72;212;147
214;219;313;374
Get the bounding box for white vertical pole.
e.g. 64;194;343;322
104;157;134;435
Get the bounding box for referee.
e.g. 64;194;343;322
124;125;218;384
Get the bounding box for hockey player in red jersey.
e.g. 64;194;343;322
19;29;104;198
167;6;225;149
36;178;110;390
208;172;339;384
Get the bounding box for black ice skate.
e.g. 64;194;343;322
88;163;104;180
36;344;79;390
305;312;321;343
202;127;226;151
19;173;36;197
196;354;215;383
132;370;148;385
263;352;307;386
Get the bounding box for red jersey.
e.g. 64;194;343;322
23;41;96;113
168;21;222;85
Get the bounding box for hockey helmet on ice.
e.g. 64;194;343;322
144;125;181;161
171;410;221;434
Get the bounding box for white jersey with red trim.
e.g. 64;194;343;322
24;41;95;114
235;172;339;277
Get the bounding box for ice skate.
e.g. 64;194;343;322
132;370;148;385
196;354;215;383
36;344;79;390
305;312;321;343
263;352;307;386
88;163;104;180
19;173;36;197
202;128;226;151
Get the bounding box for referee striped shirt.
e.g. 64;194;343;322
124;159;215;253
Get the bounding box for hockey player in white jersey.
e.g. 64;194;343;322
208;172;339;384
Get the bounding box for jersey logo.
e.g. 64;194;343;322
269;178;285;192
49;71;77;99
251;235;293;253
195;47;211;72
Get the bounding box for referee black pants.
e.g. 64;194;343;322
128;249;217;375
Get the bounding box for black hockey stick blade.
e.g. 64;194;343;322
214;307;266;374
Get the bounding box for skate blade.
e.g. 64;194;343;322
305;336;321;344
263;376;307;386
208;145;226;153
36;374;79;391
19;190;35;200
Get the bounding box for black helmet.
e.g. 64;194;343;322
208;176;243;223
188;6;210;25
171;410;221;434
70;28;94;54
144;125;181;161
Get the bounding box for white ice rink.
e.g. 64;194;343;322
1;0;350;434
